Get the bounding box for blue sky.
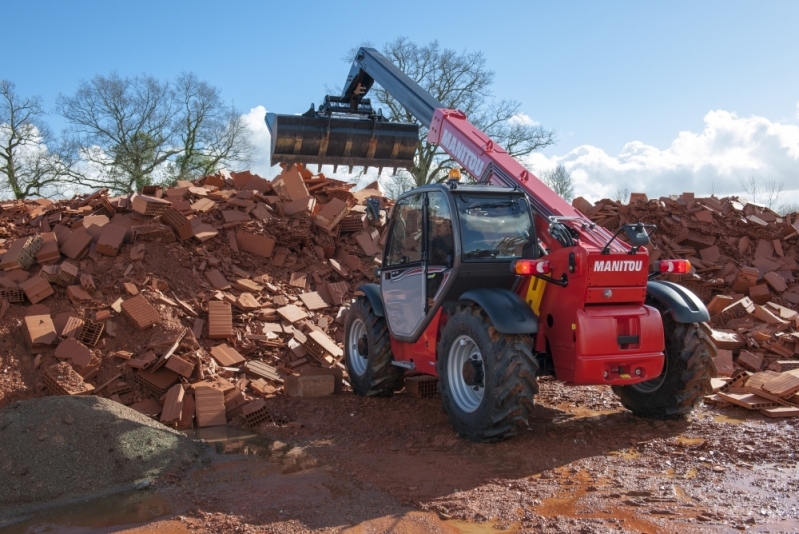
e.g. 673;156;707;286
3;0;799;206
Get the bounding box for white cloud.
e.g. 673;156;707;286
509;112;539;126
525;109;799;209
242;106;279;179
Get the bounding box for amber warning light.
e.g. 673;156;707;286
655;259;691;274
512;260;552;275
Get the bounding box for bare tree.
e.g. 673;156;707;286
615;187;630;204
741;175;784;209
169;72;253;182
741;175;759;204
539;165;574;201
778;202;799;216
763;179;784;210
0;80;75;199
349;38;556;189
57;73;179;194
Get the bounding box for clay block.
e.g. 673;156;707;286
60;315;84;338
204;268;230;290
242;399;273;427
131;194;171;216
279;164;310;201
763;271;788;293
25;314;57;349
54;338;93;368
165;354;195;378
0;287;25;303
283;196;316;216
285;374;334;397
276;304;308;323
66;284;93;305
236;230;275;258
76;319;104;347
161;208;194;240
1;235;44;271
35;232;61;264
0;299;8;321
297;367;343;394
96;224;127;256
737;350;764;372
711;349;734;377
299;292;329;310
355;230;381;256
121;295;161;330
315;198;348;231
19;276;54;304
136;367;179;397
405;376;440;398
44;362;94;396
731;266;759;292
210;343;246;367
748;284;771;305
207;301;233;339
194;385;227;427
243;360;282;382
60;227;92;259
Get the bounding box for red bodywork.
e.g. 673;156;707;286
391;108;665;386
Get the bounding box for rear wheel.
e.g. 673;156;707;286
437;304;538;442
344;297;404;396
612;304;713;419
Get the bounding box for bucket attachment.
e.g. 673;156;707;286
266;111;419;173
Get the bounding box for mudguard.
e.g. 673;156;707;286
459;288;539;334
357;283;385;317
646;280;710;323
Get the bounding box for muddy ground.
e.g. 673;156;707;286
3;379;798;533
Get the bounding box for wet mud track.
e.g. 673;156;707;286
8;380;799;533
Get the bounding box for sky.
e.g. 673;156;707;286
3;0;799;208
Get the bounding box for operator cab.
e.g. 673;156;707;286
380;183;535;342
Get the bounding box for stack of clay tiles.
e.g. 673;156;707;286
574;193;799;416
0;163;389;429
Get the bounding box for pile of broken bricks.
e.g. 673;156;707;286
0;163;398;430
573;193;799;416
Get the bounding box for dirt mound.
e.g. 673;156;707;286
0;396;202;518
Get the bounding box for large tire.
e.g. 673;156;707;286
436;304;538;442
612;304;713;419
344;297;404;396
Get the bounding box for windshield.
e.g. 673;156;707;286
455;195;533;260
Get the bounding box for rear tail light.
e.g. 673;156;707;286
512;259;552;275
656;259;691;274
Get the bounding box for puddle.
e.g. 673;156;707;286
714;413;752;425
1;490;171;534
184;426;321;474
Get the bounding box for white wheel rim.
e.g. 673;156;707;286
348;318;368;376
448;335;484;413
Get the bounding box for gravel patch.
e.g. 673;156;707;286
0;396;203;520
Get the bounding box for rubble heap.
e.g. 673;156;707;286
574;193;799;416
0;164;391;428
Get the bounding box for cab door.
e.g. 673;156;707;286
381;193;426;339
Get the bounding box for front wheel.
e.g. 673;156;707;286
344;297;404;396
437;304;538;442
612;305;713;419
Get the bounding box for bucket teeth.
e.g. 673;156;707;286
266;113;418;171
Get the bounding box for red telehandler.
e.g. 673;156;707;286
267;48;714;441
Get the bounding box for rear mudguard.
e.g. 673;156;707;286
357;283;385;317
459;288;539;334
646;280;710;323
